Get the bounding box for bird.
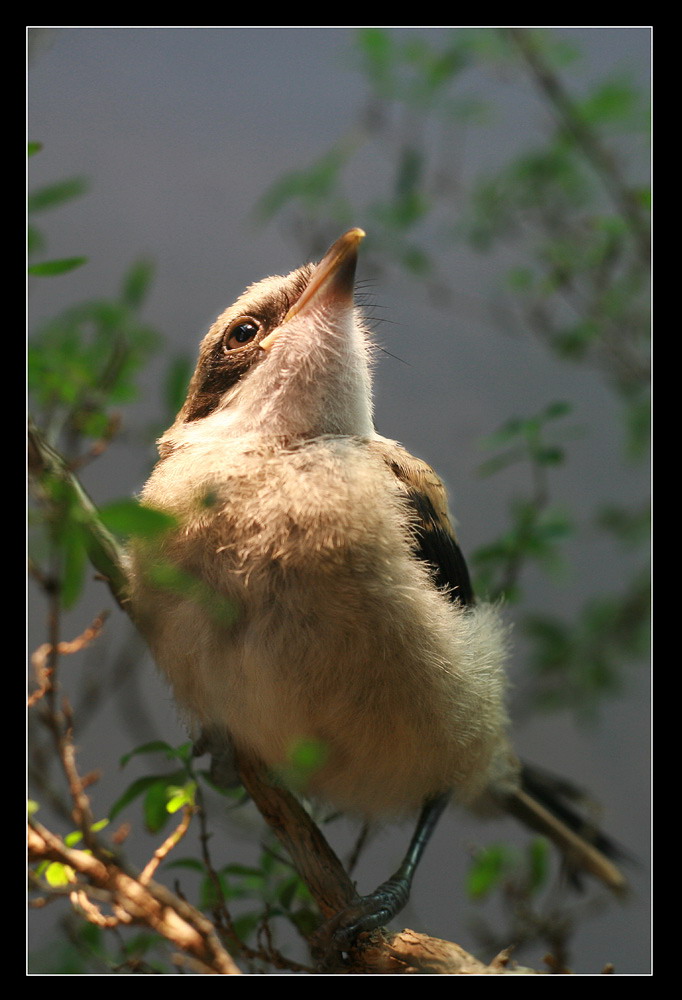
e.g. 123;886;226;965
128;228;626;948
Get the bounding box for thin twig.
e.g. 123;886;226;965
29;820;242;974
504;28;650;266
140;805;194;885
29;611;109;706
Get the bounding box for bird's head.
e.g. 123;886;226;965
165;229;374;449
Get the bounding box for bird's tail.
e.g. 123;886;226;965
502;763;628;894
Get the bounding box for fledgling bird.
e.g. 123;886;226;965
129;229;625;945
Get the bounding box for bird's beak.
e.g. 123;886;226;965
259;228;366;353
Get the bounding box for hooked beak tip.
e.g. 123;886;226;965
260;229;366;352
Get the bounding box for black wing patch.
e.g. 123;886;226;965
370;439;475;607
403;486;474;607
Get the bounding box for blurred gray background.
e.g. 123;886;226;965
28;27;650;975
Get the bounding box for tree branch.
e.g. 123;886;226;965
28;419;129;605
28;820;241;975
504;28;650;266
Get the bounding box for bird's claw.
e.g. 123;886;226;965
316;878;410;953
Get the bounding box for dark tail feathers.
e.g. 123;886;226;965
502;762;629;894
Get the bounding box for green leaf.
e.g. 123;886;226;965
543;400;572;420
109;775;173;821
578;79;639;125
121;258;155;309
635;186;651;210
527;838;549;893
164;355;193;416
27;224;44;256
507;266;534;291
144;779;175;833
143;559;240;628
164;858;205;873
289;906;319;938
399;244;431;275
120;740;190;768
99;499;177;540
28;177;88;213
44;861;76;887
535;445;564;466
200;872;230;909
222;864;266;878
60;523;87;609
357;27;393;86
28;141;43;157
166;781;196;813
255;146;350;221
596;502;650;548
278;738;329;791
122;933;164;960
467;844;512;899
232;912;262;943
28;257;88;276
277;874;303;910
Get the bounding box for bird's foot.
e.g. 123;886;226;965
316;877;410;954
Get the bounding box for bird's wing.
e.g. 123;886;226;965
368;438;474;606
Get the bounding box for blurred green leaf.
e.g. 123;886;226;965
121;258;155;309
467;844;512;899
543;400;572;420
28;141;43;157
100;500;177;540
164;355;193;416
60;522;87;608
278;738;329;791
527;838;549;893
44;861;77;887
28;256;88;276
256;145;352;221
165;857;205;873
277;874;302;910
597;502;650;548
28;177;88;213
357;28;393;88
109;774;175;822
144;779;175;833
28;291;160;427
143;558;240;628
577;79;640;125
231;912;262;943
27;224;44;256
166;781;196;813
120;741;192;768
524;570;650;717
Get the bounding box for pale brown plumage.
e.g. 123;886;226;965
129;230;626;941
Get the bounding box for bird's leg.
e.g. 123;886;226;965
193;726;241;789
320;791;450;951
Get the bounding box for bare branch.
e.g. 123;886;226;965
29;611;109;706
236;752;358;921
139;805;194;885
28;820;241;975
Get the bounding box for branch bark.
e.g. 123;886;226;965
28;820;241;975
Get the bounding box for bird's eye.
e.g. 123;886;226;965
224;319;259;351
